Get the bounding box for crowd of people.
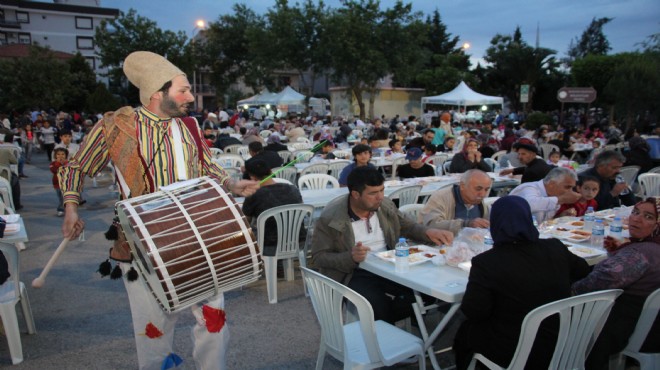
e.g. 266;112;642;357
0;49;658;369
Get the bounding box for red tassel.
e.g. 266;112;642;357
202;305;226;333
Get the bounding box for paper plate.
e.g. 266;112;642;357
568;246;605;259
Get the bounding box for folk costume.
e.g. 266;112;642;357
59;52;233;370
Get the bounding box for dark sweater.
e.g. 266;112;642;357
512;158;554;183
397;163;435;179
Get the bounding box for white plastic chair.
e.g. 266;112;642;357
483;158;498;172
332;150;351;160
443;160;453;174
208;147;223;159
277;150;292;163
387;184;422;207
0;177;15;210
327;160;351;179
610;288;660;370
222;144;243;154
213;154;245;168
638;173;660;197
301;267;426;370
619;166;640;187
300;163;329;176
256;204;314;304
468;289;622;370
0;243;36;364
483;196;499;214
236;145;251;160
540;143;560;160
0;165;11;182
649;166;660;174
399;203;425;224
271;166;297;185
298;174;339;190
291;142;311;151
391;157;409;180
491;150;507;162
291;150;315;163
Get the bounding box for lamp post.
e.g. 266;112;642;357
191;19;206;111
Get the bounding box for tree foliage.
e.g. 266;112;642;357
94;9;189;105
564;17;612;67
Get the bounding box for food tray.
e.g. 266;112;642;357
0;214;20;223
374;245;440;265
3;223;21;235
568;246;605;259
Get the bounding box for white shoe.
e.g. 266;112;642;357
57;211;64;217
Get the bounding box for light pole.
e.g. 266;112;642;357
191;19;206;111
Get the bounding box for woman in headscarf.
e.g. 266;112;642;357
449;138;492;173
241;127;264;146
572;197;660;370
454;196;590;370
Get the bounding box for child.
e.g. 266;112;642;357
422;144;438;164
387;139;405;155
554;176;599;217
49;148;68;217
547;150;561;165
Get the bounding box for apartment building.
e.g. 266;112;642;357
0;0;118;80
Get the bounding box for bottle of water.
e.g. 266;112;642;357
532;215;539;228
584;207;595;232
394;237;410;273
610;217;623;237
591;219;605;248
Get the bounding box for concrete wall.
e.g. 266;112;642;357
330;87;426;120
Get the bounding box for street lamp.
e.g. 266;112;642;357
191;19;206;111
462;42;471;51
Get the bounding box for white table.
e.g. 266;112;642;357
361;253;468;370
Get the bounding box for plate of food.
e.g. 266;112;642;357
568;246;605;259
562;229;591;242
374;245;440;265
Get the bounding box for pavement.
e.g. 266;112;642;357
0;149;458;369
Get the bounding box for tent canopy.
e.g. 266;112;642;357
237;89;278;106
273;86;306;105
421;81;503;109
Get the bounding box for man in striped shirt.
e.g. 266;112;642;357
59;51;258;370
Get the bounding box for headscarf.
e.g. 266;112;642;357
267;134;281;144
622;197;660;247
628;136;650;153
490;196;539;246
460;138;480;159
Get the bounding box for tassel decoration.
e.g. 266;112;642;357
110;264;123;280
126;266;139;281
98;259;112;277
104;217;120;240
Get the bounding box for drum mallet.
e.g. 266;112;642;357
32;238;71;288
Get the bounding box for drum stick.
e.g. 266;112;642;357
260;140;327;184
31;238;71;288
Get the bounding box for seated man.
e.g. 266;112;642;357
337;144;376;187
499;138;554;183
396;147;435;179
509;167;581;223
579;150;636;210
421;170;492;235
242;141;282;179
311;166;453;323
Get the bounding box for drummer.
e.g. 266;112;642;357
58;51;258;370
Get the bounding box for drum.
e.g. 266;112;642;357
116;176;261;313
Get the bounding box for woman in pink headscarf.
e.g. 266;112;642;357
448;138;492;173
572;197;660;370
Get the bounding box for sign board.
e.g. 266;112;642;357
520;84;529;103
557;87;597;103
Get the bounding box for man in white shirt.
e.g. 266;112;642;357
508;167;581;223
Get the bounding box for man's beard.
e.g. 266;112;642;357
160;95;188;117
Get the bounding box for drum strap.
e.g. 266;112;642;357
170;119;187;181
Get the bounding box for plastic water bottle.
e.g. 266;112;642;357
394;238;410;273
591;220;605;248
610;217;623;237
484;234;494;248
584;207;595;232
532;215;539;228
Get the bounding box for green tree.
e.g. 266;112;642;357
0;45;72;111
94;9;189;105
483;27;558;112
86;83;121;113
63;53;98;111
564;17;612;67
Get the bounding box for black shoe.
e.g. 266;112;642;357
79;199;87;205
19;174;28;178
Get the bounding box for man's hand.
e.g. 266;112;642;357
611;182;628;196
499;168;513;176
426;228;453;246
351;242;370;263
468;218;490;228
230;179;260;197
62;204;85;239
556;190;581;204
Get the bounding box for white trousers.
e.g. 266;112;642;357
121;263;229;370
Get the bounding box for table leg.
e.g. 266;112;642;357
412;291;461;370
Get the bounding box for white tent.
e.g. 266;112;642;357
421;81;503;110
273;86;306;105
237;89;278;106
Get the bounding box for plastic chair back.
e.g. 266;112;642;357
491;150;507;162
223;144;243;154
613;288;660;370
483;197;499;214
638;173;660;197
327;160;351;179
0;243;36;364
469;289;622;370
213;154;245;168
387;185;422;207
483;158;497;172
0;165;11;182
301;267;425;369
443;161;453;174
300;163;329;176
391;157;409;180
399;203;424;223
540;144;560;160
291;142;311;151
298;174;339;190
271;166;297;185
257;204;313;303
649;166;660;174
0;177;14;210
277;150;292;163
332;150;351;160
619;166;640;186
237;145;251;160
208;147;223;159
292;150;315;162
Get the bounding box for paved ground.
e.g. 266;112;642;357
0;149;458;369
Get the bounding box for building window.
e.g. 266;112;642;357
0;32;6;45
76;36;94;50
85;56;96;70
16;11;29;23
18;33;31;44
75;16;93;29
